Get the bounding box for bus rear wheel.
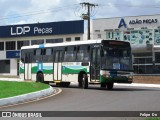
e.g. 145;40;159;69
106;83;114;90
82;74;88;89
36;72;44;83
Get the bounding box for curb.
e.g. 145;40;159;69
0;86;56;107
0;78;23;82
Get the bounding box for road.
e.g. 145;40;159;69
0;85;160;120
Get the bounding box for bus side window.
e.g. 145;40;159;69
43;48;53;62
84;46;90;61
55;51;59;62
77;46;83;61
77;46;90;61
21;50;25;63
64;46;76;62
34;49;42;62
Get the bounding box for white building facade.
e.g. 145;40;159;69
93;15;160;74
0;20;84;76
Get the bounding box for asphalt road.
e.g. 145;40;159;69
0;85;160;120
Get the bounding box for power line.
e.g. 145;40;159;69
0;4;79;20
2;3;160;21
100;3;160;8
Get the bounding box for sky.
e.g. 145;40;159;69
1;0;160;26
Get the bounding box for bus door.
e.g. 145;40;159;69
91;47;101;82
24;52;32;80
54;50;63;81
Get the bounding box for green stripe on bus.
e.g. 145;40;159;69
20;66;89;74
31;66;53;74
20;67;24;73
62;66;88;74
19;66;53;74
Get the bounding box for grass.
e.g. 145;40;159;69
0;81;49;99
145;118;160;120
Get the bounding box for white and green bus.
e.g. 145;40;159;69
20;39;133;89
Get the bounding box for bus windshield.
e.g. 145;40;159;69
101;47;133;71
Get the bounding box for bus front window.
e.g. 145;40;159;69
101;48;132;71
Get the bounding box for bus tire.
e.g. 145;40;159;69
36;72;44;83
106;83;114;90
100;83;106;88
82;74;88;89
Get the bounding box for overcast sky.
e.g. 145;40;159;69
1;0;160;26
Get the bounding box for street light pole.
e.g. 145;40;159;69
87;4;90;40
80;2;98;40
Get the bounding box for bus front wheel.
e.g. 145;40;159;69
106;83;114;90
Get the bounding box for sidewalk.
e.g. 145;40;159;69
0;77;23;82
0;75;23;82
115;83;160;88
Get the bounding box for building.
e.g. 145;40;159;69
92;15;160;74
0;20;84;76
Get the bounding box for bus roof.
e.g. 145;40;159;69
21;39;103;50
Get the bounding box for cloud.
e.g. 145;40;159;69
1;0;160;26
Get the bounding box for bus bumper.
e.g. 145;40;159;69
100;75;133;83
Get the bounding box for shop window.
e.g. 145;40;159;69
133;53;152;57
0;60;10;73
145;65;154;74
154;65;160;73
75;37;80;41
17;41;30;50
145;58;152;63
124;30;153;44
134;58;152;64
0;42;4;51
133;65;154;74
106;31;121;40
31;39;44;45
66;38;71;42
46;38;63;43
106;32;113;39
154;29;160;45
6;41;16;50
155;52;160;63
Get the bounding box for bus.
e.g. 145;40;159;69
20;39;133;90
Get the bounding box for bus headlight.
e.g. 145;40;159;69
128;75;133;81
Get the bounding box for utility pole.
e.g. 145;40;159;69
80;2;98;40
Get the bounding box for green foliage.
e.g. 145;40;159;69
0;81;49;99
145;118;160;120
